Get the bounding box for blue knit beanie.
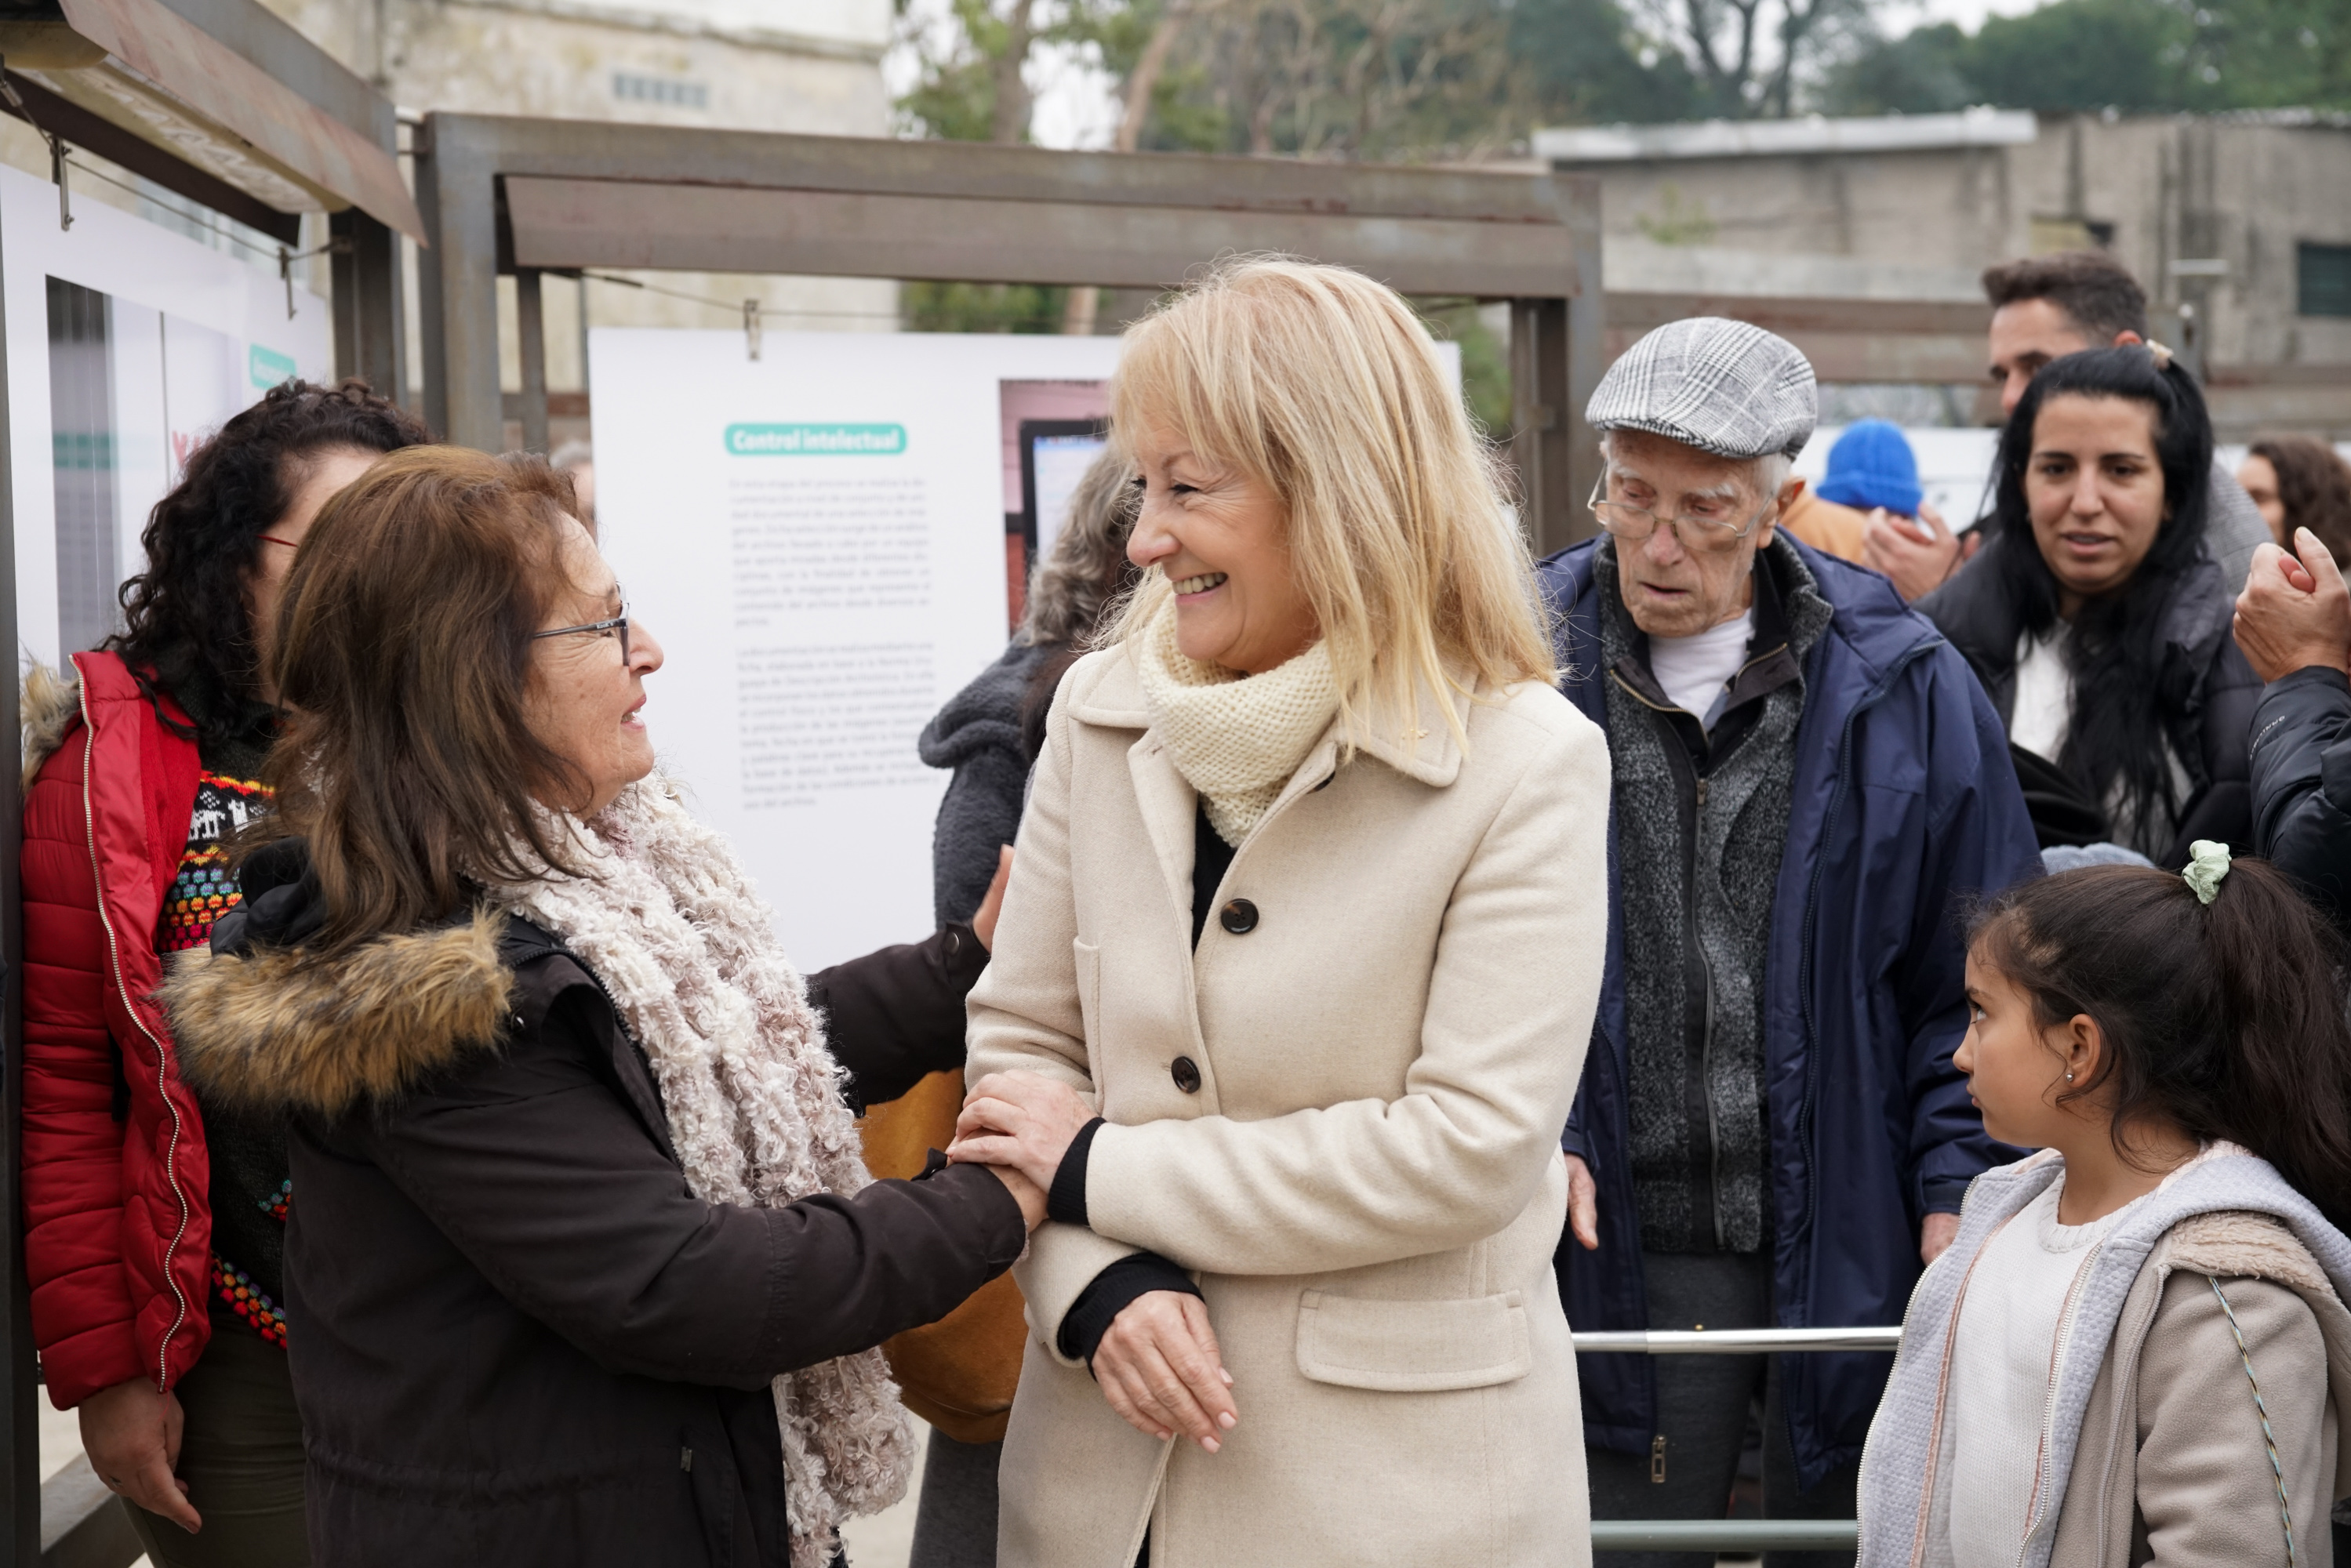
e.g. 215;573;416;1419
1816;419;1922;516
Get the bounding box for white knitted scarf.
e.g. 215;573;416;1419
492;779;916;1568
1131;597;1339;846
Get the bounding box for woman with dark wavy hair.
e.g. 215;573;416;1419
2240;434;2351;558
19;379;427;1567
1919;345;2258;867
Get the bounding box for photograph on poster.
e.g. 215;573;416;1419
2;160;329;669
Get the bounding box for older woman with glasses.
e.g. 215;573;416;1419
160;447;1039;1568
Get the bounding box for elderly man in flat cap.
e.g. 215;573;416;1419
1536;319;2040;1566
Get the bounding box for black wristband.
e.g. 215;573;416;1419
1046;1116;1106;1229
1057;1252;1202;1371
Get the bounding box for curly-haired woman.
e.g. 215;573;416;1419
2240;434;2351;560
19;379;429;1566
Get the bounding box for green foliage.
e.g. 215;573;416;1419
1825;0;2351;115
1510;0;1707;124
896;0;1030;140
1415;299;1513;437
900;281;1072;333
1142;0;1528;161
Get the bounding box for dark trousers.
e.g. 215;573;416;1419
909;1428;1001;1568
1587;1251;1857;1568
125;1327;310;1568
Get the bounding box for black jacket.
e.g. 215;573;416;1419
1918;535;2260;866
2250;665;2351;932
165;845;1026;1568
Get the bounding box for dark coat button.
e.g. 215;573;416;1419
1219;898;1259;935
1171;1056;1203;1094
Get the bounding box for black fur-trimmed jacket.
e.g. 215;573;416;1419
164;843;1026;1568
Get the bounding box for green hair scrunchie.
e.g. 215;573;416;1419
2182;839;2233;906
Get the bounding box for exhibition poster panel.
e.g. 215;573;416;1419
1;160;329;668
590;328;1122;971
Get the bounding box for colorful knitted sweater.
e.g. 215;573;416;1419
160;711;288;1346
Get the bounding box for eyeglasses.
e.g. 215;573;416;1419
532;603;630;662
1588;477;1774;554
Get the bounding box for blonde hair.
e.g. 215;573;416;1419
1109;256;1554;746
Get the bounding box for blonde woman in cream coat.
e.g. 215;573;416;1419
948;257;1612;1568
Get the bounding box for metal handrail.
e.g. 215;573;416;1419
1578;1325;1899;1557
1590;1519;1860;1552
1575;1326;1902;1355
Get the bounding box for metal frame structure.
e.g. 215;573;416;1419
0;0;413;1559
412;114;1608;560
1576;1324;1901;1554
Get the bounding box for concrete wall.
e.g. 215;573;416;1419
1548;113;2351;436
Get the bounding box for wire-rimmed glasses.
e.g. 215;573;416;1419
1588;477;1774;553
531;602;630;662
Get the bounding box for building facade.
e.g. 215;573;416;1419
1535;109;2351;437
267;0;901;442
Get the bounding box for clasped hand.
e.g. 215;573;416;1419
2235;529;2351;684
949;1070;1238;1451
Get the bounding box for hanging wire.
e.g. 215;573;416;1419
575;269;1079;331
64;158;300;263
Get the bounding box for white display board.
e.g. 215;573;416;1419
2;162;331;669
590;328;1124;970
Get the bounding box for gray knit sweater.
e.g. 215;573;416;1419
1597;538;1834;1254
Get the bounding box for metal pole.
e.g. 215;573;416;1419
1590;1519;1859;1552
516;267;547;455
1574;1327;1902;1355
0;159;36;1568
413;115;503;452
1558;171;1605;544
1509;296;1572;559
330;209;406;405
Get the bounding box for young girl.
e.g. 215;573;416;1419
1857;846;2351;1568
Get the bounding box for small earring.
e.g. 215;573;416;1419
2065;1071;2076;1082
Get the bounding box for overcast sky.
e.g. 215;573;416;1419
1895;0;2048;34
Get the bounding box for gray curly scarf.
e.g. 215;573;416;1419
495;779;917;1568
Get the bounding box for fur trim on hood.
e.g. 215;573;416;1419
166;912;512;1119
2160;1207;2337;1296
21;662;81;790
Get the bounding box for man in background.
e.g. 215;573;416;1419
1540;318;2039;1566
1866;250;2270;599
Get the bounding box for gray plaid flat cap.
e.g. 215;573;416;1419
1586;317;1817;461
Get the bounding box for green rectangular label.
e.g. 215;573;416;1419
249;343;298;390
725;423;907;456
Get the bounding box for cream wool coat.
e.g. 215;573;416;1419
967;642;1611;1568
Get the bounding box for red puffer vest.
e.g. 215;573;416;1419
20;651;211;1406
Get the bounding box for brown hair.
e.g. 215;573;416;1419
256;445;591;956
1981;251;2149;343
2251;435;2351;564
1971;859;2351;1229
